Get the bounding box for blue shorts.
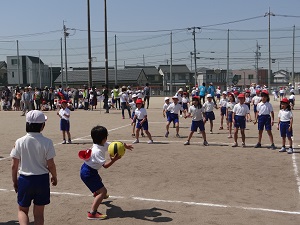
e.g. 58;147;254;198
289;99;294;105
131;112;135;120
182;103;188;110
136;119;149;130
221;107;226;116
245;103;250;110
254;105;258;113
80;163;104;193
191;120;205;132
18;174;50;207
234;115;246;129
216;94;221;99
280;121;293;138
228;112;233;122
166;111;171;121
258;115;271;130
167;113;179;124
60;119;70;131
205;111;215;121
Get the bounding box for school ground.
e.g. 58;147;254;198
0;97;299;225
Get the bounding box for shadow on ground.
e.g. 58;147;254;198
103;201;174;222
0;221;33;225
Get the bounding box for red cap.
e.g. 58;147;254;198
136;99;143;104
246;90;250;93
261;90;269;95
281;98;289;103
192;96;200;100
233;91;239;95
238;93;245;98
256;90;261;94
78;149;92;160
61;100;67;104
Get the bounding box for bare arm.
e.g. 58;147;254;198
47;158;57;186
11;158;19;193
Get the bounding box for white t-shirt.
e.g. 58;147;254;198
84;143;108;170
120;92;128;103
182;97;189;104
233;103;250;116
167;102;183;114
252;96;261;105
289;94;295;100
188;105;204;121
257;102;273;115
175;93;182;103
163;103;170;111
203;101;215;112
10;133;56;176
278;109;293;122
59;107;70;121
129;102;136;112
135;108;147;120
226;101;236;112
219;98;228;107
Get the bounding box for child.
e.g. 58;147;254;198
251;90;261;118
245;90;251;110
165;96;184;138
119;86;131;119
289;92;295;110
184;96;208;146
219;91;228;130
226;93;236;138
41;101;50;111
254;90;276;150
216;86;221;103
129;94;138;137
57;100;72;144
11;110;57;224
232;93;252;147
80;125;133;219
132;99;153;144
163;97;170;120
181;92;189;115
203;94;218;134
277;98;293;154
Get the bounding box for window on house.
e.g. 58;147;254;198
12;72;14;78
179;74;186;80
11;59;18;65
248;74;254;79
236;75;242;80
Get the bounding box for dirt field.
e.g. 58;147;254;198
0;96;299;225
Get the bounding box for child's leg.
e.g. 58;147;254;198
62;131;66;140
145;130;152;141
175;122;179;134
187;131;194;142
288;137;293;147
33;204;45;225
210;120;213;131
128;108;131;118
266;130;274;144
67;131;71;141
229;122;232;135
141;127;144;136
234;128;238;143
201;131;207;141
282;137;286;147
257;130;263;144
91;186;107;213
241;129;245;143
18;206;29;225
132;123;136;135
166;122;171;132
220;115;224;128
135;128;141;140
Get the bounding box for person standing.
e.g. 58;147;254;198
199;83;207;104
21;87;33;116
57;100;72;144
207;82;216;105
102;84;109;113
73;87;79;109
143;83;151;109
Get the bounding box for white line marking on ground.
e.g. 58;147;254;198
291;137;300;196
0;188;299;215
0;157;10;161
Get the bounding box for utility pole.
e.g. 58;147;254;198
63;21;69;87
114;34;117;85
170;31;173;95
38;51;41;88
87;0;92;88
104;0;109;85
16;40;20;86
255;41;261;84
265;8;275;89
188;27;201;87
60;38;64;87
292;25;295;87
226;29;229;89
143;54;145;66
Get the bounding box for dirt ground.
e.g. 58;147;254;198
0;96;299;225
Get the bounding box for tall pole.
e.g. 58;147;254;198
226;29;229;89
50;63;53;87
104;0;109;85
170;31;173;95
114;34;117;85
143;54;145;66
265;8;274;89
292;25;295;86
63;21;68;87
17;40;20;86
87;0;92;88
60;38;64;87
193;28;197;87
255;41;260;84
38;51;41;88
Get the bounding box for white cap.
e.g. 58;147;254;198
172;96;178;99
164;97;170;101
222;91;227;95
26;110;47;124
206;94;212;98
178;88;183;92
132;94;138;98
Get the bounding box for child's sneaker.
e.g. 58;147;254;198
210;130;213;134
132;139;139;144
270;143;276;150
176;134;181;138
67;139;72;144
232;142;238;147
242;142;246;147
287;147;293;154
87;211;107;220
147;140;153;144
279;147;286;152
203;140;209;146
165;131;169;138
227;135;232;138
62;140;66;144
184;141;190;145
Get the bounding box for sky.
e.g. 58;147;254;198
1;0;300;71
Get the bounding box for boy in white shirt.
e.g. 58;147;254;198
57;100;72;144
203;94;218;134
289;92;295;110
165;96;184;138
219;91;228;130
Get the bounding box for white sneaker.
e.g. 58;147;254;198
184;141;190;145
287;148;293;154
62;140;66;144
279;147;286;152
147;140;153;144
132;139;139;144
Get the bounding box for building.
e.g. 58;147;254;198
7;56;50;87
158;64;192;94
205;69;232;91
54;68;148;89
0;61;7;86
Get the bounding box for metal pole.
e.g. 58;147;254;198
64;22;68;87
226;29;229;89
17;40;20;86
256;41;259;84
114;34;117;85
50;63;53;87
60;38;64;87
292;25;295;87
87;0;92;88
170;31;173;95
267;8;273;89
38;51;41;88
193;28;197;87
104;0;109;85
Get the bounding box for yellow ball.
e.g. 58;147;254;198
108;141;125;158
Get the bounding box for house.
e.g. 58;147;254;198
158;64;192;94
205;69;232;90
7;56;50;87
54;68;148;89
273;70;289;83
0;61;7;86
